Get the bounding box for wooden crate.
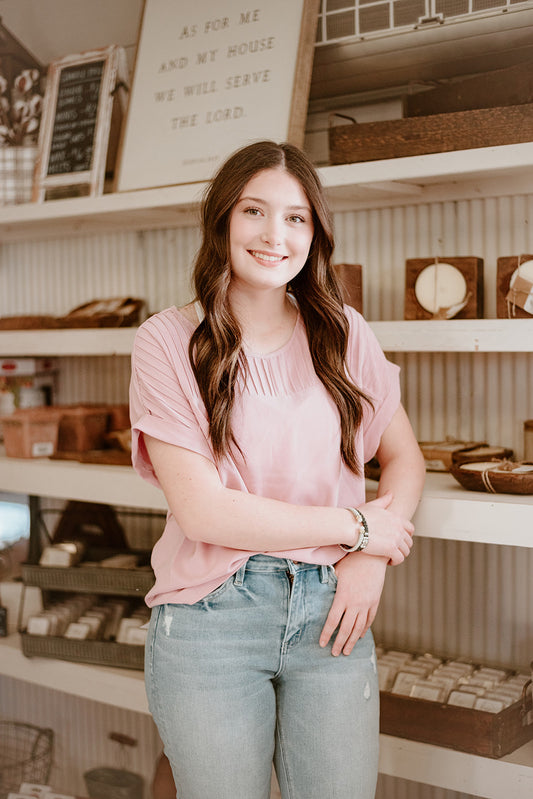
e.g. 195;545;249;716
496;255;533;319
56;404;110;453
329;104;533;164
1;407;62;458
333;263;363;314
380;688;533;758
404;61;533;118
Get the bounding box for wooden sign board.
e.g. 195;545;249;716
333;263;363;315
116;0;320;191
405;257;484;320
33;46;128;201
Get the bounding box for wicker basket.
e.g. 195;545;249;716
0;146;38;206
0;721;53;799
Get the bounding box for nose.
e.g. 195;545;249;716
260;216;283;247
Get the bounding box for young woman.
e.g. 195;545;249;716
130;140;425;799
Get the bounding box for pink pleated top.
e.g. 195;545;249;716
130;304;401;605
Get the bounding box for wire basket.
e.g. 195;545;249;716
0;721;54;799
84;768;143;799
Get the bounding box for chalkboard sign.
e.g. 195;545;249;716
34;46;128;200
47;60;105;176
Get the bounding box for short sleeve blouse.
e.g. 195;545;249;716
130;304;400;605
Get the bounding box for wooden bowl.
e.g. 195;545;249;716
450;460;533;494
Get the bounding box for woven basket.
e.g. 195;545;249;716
0;146;37;205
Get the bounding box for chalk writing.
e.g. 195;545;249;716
47;60;104;175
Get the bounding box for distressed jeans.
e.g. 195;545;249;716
145;554;380;799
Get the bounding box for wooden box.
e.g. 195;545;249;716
380;687;533;758
2;407;62;458
403;61;533;118
329;104;533;164
56;404;110;453
405;257;484;320
497;255;533;318
418;439;487;472
333;263;363;314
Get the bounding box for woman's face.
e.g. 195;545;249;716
228;168;314;296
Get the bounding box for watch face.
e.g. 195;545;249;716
414;262;467;316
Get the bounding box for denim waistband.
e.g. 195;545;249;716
234;554;330;585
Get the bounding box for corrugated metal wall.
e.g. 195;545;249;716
1;192;532;799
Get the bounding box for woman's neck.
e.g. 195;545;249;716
229;289;298;355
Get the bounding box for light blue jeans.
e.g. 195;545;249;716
145;555;380;799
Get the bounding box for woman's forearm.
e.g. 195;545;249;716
371;404;426;521
145;435;414;561
188;486;357;550
145;434;357;551
375;450;426;520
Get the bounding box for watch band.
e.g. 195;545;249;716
339;506;370;552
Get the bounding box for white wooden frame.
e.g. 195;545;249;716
116;0;320;191
34;46;128;201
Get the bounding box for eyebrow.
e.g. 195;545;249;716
237;195;311;212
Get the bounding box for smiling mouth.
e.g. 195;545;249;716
249;250;287;263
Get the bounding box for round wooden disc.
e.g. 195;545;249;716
414;262;467;314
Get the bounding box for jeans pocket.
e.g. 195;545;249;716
199;573;236;607
145;604;163;686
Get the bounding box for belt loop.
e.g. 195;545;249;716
234;562;246;586
319;565;329;584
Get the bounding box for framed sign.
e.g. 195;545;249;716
33;46;128;201
116;0;320;191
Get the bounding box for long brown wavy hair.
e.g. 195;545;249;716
189;140;372;475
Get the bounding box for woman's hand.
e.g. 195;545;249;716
320;553;388;656
356;491;414;565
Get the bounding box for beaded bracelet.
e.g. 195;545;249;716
339;506;370;552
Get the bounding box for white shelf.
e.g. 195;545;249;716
413;473;533;548
369;319;533;353
0;181;205;242
0;634;148;713
379;734;533;799
0;455;167;511
322;142;533;211
0;456;530;547
1;634;530;796
1;143;532;242
0;319;532;356
0;328;136;356
370;472;533;548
